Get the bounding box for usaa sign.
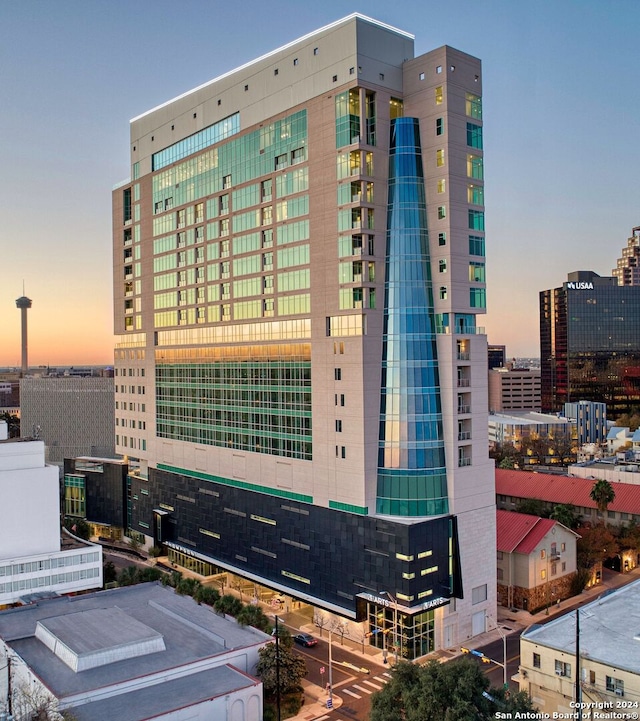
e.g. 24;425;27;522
566;282;594;289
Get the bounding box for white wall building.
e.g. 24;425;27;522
0;421;102;607
0;583;266;721
519;580;640;713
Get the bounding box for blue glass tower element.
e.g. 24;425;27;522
376;118;449;517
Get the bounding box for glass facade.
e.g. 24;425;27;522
541;279;640;415
152;113;241;170
64;474;86;517
367;604;435;659
156;347;312;460
377;118;448;517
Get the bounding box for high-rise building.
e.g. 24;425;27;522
613;226;640;286
20;376;116;465
540;270;640;417
488;367;541;412
487;344;507;369
112;14;494;656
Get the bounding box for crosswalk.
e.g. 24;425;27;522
312;672;392;719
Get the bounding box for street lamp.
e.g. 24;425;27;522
328;626;334;709
379;591;399;665
485;617;510;689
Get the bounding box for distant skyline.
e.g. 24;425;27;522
1;0;639;365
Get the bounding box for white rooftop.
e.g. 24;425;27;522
522;580;640;674
489;412;571;426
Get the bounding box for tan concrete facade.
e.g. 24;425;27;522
112;15;495;651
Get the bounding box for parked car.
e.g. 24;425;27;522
293;633;318;647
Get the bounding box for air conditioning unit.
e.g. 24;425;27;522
615;688;624;696
555;670;563;676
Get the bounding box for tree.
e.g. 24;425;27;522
330;618;348;645
12;680;60;721
214;593;243;617
237;603;272;633
548;434;576;466
520;434;551;465
613;412;640;431
63;517;90;540
490;442;521;469
577;523;618;569
370;658;537;721
514;498;549;517
103;560;117;584
193;584;220;607
256;640;307;698
314;610;328;638
590;479;616;515
550;503;581;530
1;411;20;438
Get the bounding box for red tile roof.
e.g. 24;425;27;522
495;468;640;514
496;509;557;554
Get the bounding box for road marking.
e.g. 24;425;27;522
362;679;384;690
353;684;373;694
313;716;330;721
374;674;389;682
381;671;392;678
342;688;362;698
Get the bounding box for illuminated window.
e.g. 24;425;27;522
435;85;443;104
468;184;484;205
436;149;445;167
437;179;446;194
465;92;482;119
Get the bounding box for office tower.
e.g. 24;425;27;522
540;271;640;417
20;376;116;465
613;225;640;286
487;344;506;369
112;14;494;656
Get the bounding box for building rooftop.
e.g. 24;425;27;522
132;13;414;123
496;509;557;554
489;412;569;425
522;579;640;675
70;665;259;721
495;468;640;514
0;583;269;706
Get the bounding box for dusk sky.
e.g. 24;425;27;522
1;0;639;366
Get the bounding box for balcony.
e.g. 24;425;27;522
457;378;471;387
438;327;486;335
458;405;471;414
458;431;471;441
457;352;471;361
458;457;472;467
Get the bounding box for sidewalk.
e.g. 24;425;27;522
289;566;640;719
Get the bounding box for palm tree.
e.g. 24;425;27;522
590;479;616;515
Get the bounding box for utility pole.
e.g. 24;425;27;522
7;654;11;717
575;610;582;721
275;616;281;721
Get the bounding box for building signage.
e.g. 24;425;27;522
566;282;594;289
356;592;449;614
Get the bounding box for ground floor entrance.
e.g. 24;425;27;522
367;602;435;660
